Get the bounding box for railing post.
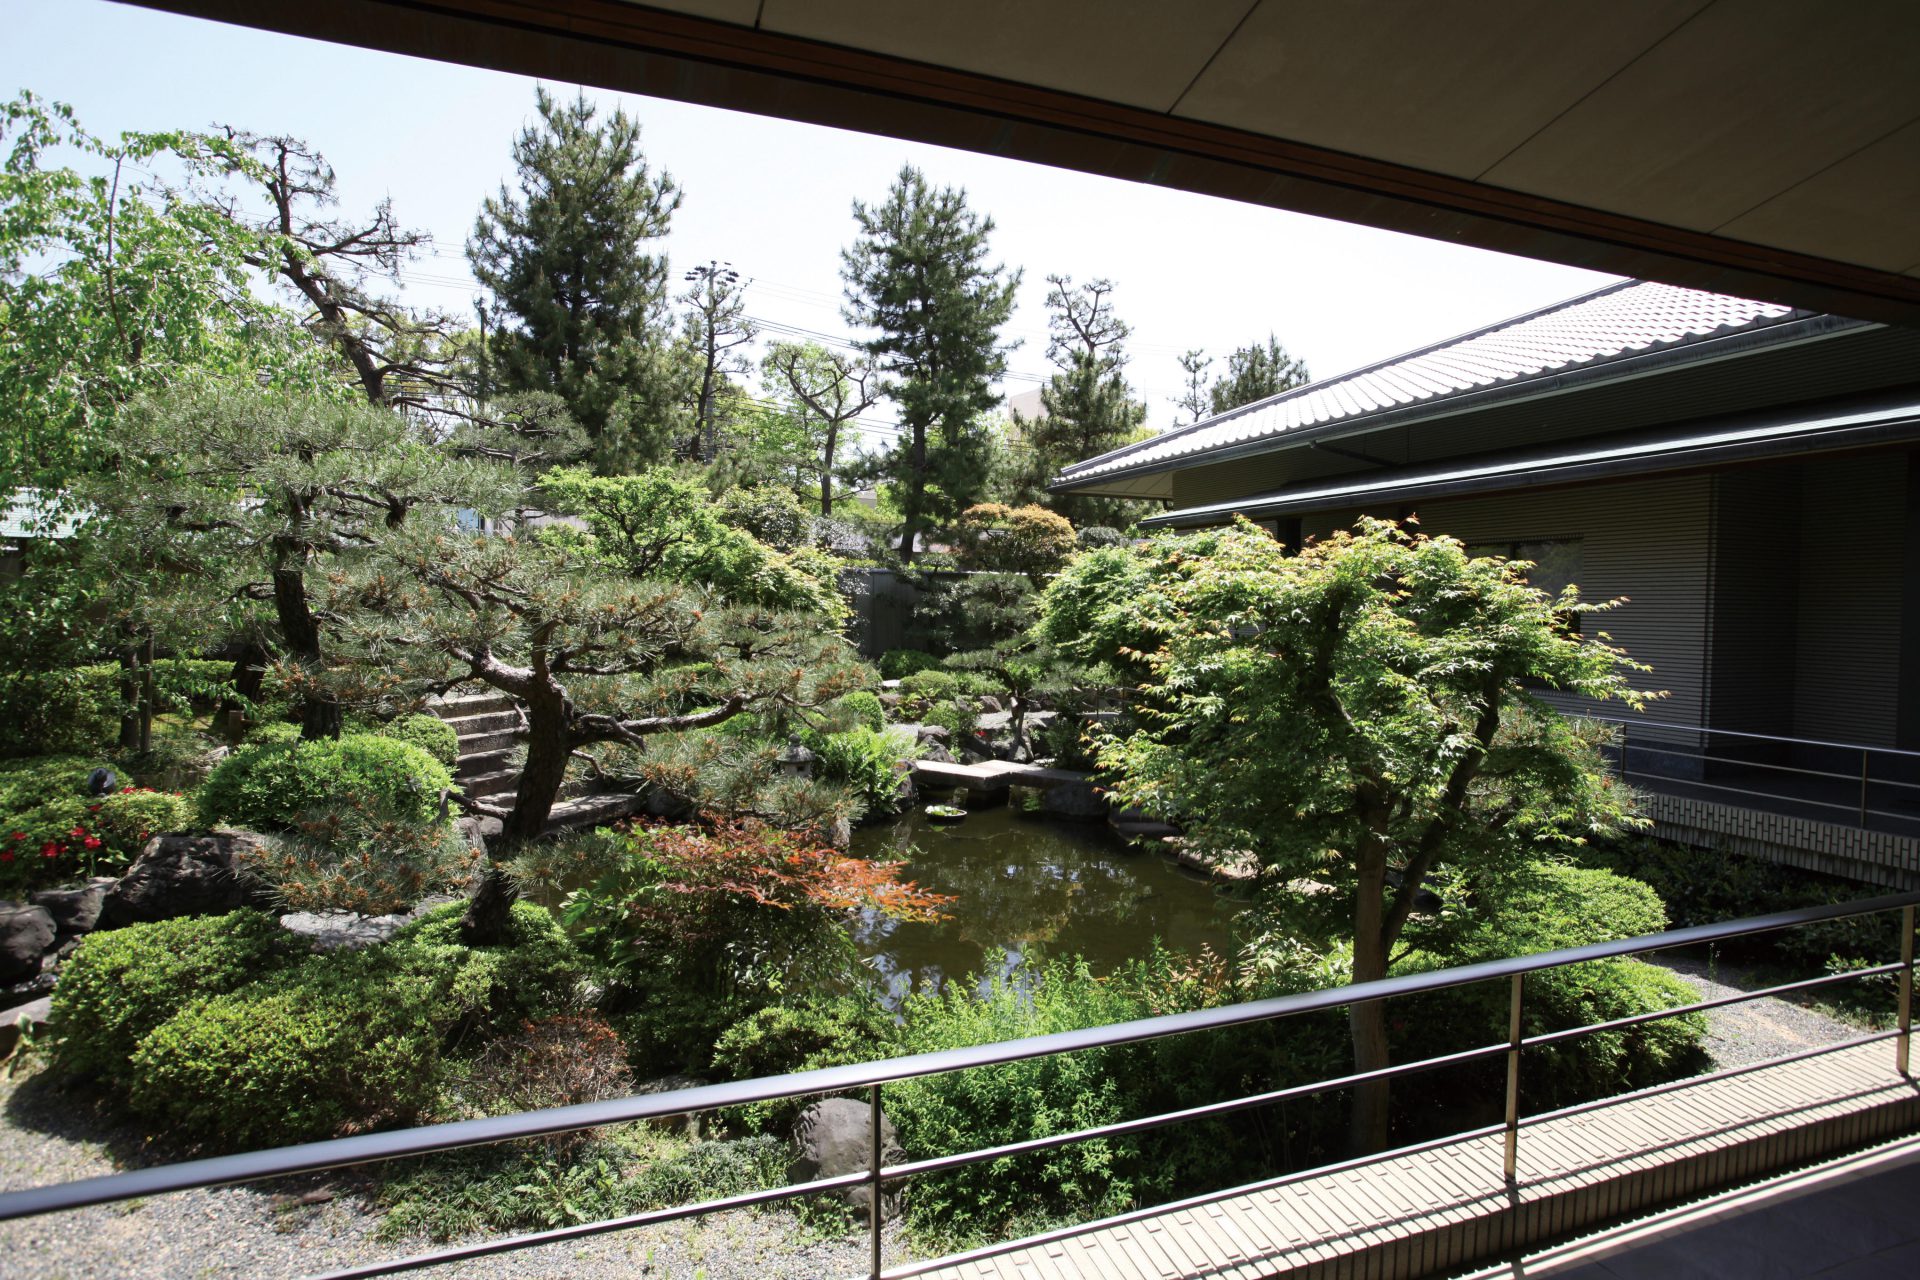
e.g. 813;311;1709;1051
1504;973;1524;1185
869;1083;884;1280
1860;750;1871;828
1899;906;1915;1078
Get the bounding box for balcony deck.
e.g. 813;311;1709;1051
902;1039;1920;1280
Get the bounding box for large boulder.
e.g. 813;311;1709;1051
789;1096;906;1224
0;904;57;986
1039;779;1109;820
98;831;277;929
29;878;113;940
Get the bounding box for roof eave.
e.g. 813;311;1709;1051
1143;388;1920;528
1052;310;1873;493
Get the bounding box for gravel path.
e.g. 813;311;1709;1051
0;1069;907;1280
1653;954;1864;1068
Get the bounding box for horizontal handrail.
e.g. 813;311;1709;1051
1582;713;1920;761
1521;962;1905;1049
1602;740;1920;794
3;889;1915;1225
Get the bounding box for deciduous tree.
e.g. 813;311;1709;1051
763;340;879;516
1040;518;1651;1151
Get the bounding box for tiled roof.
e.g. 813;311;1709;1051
1056;280;1810;485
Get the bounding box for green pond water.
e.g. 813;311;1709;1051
846;804;1245;1004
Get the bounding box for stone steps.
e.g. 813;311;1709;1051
460;768;521;800
456;748;519;780
441;710;523;737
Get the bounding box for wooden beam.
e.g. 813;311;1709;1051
115;0;1920;326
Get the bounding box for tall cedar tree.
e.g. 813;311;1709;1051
469;90;687;472
1015;275;1149;526
841;166;1019;564
1040;519;1650;1152
1208;334;1310;415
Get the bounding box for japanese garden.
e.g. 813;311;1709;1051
1;85;1905;1279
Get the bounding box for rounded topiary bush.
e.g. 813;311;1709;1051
1;757;192;894
834;690;886;733
121;901;583;1149
196;733;453;831
52;909;296;1087
359;714;459;768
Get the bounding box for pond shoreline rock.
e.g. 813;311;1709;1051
789;1097;905;1224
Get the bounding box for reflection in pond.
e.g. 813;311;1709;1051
848;804;1245;1006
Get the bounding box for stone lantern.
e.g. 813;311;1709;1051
778;735;816;780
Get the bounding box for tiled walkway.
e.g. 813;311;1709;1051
900;1039;1920;1280
1457;1132;1920;1279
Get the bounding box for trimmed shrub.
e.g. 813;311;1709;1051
369;715;460;769
123;901;582;1149
879;649;941;681
52;910;296;1086
834;690;887;733
716;485;810;552
196;733;453;831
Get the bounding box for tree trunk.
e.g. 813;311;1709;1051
117;645;143;753
820;421;838;517
503;689;571;842
1348;849;1393;1154
898;424;927;566
272;553;340;741
460;865;518;947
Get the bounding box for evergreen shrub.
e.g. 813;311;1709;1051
52;909;296;1086
119;902;580;1149
196;733;453;831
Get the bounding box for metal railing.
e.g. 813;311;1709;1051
2;893;1916;1280
1587;714;1920;833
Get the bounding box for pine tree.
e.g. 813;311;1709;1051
468;89;687;472
1015;275;1149;526
841;166;1019;563
1173;349;1213;424
1208;334;1310;415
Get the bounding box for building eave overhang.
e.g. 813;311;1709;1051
1143;388;1920;528
1054;310;1873;494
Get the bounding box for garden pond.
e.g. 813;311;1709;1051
846;804;1245;1005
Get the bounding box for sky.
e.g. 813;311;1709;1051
7;0;1623;434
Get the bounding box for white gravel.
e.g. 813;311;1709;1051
0;1070;908;1280
1653;953;1865;1068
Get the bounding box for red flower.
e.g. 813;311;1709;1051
6;832;21;842
83;836;102;851
87;804;101;812
40;842;59;858
69;826;86;838
0;851;12;862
